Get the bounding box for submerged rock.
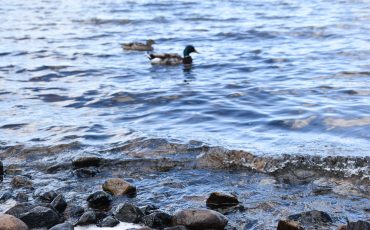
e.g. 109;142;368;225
142;211;174;229
87;191;112;210
0;214;28;230
0;161;3;182
11;175;32;188
114;203;144;223
38;190;58;203
15;192;29;202
206;192;239;208
97;216;120;227
72;156;102;168
19;206;60;229
346;220;370;230
73;168;98;178
0;191;12;203
288;210;332;228
174;208;228;230
63;204;84;222
102;178;137;196
51;194;67;213
277;220;303;230
49;222;74;230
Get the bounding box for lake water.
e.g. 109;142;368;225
1;0;370;156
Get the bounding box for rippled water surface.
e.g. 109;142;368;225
1;0;370;156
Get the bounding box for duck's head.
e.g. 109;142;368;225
146;39;155;45
183;45;199;57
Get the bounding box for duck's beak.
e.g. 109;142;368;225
194;49;200;54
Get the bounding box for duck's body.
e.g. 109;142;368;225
122;39;155;51
147;45;198;65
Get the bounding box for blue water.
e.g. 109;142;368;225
0;0;370;156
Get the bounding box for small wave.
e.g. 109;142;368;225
325;116;370;128
73;17;132;25
0;123;27;130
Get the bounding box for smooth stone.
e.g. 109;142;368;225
87;191;112;210
11;176;32;188
277;220;303;230
164;226;188;230
19;206;60;229
5;203;35;219
347;220;370;230
97;216;120;227
0;214;28;230
174;208;228;230
114;203;144;223
72;156;102;168
288;210;332;226
38;190;58;202
51;194;67;213
49;222;74;230
75;210;107;226
206;192;239;208
142;211;173;229
102;178;137;196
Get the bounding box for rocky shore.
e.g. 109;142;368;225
0;139;369;229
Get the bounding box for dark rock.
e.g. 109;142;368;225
47;163;71;174
0;191;12;203
206;192;239;208
114;203;144;223
127;228;152;230
97;216;120;227
38;190;58;202
347;220;370;230
338;225;347;230
63;204;84;222
87;191;112;210
0;161;3;182
164;226;188;230
51;194;67;213
102;178;137;196
75;210;107;226
19;206;60;229
277;220;303;230
312;185;333;195
49;222;74;230
16;192;29;202
73;168;98;178
288;210;332;227
11;175;32;188
142;211;174;229
5;203;36;218
72;156;102;168
174;208;228;230
141;204;159;215
0;213;28;230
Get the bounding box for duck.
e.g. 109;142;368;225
147;45;198;65
121;39;155;51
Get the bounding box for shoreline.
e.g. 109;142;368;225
0;139;369;229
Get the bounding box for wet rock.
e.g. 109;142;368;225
164;226;188;230
87;191;112;210
0;161;3;182
206;192;239;208
97;216;120;227
75;210;107;226
114;202;144;223
127;228;152;230
72;156;102;168
5;203;36;218
347;220;370;230
174;208;228;230
73;168;98;178
276;169;317;185
19;206;60;229
288;210;332;228
38;190;58;202
142;211;174;229
277;220;303;230
51;194;67;213
63;204;84;222
49;222;74;230
0;213;28;230
0;191;12;203
141;204;159;215
312;185;333;195
16;192;29;202
338;225;347;230
102;178;137;196
47;163;71;174
11;175;32;188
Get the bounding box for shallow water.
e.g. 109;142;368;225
1;0;370;156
